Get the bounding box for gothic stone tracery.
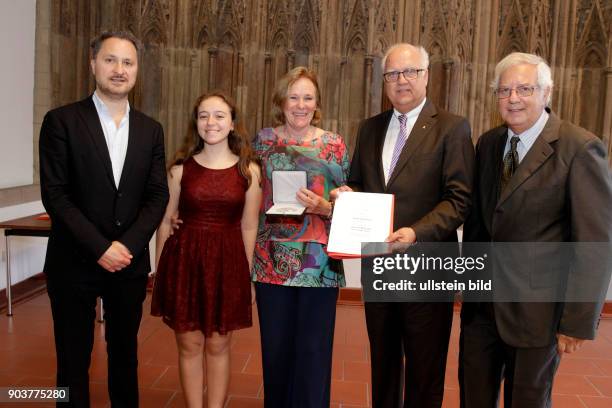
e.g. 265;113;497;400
41;0;612;164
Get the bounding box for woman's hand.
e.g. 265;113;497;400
296;187;332;217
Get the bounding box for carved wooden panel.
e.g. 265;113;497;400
573;0;608;137
340;0;368;145
42;0;611;164
497;0;529;58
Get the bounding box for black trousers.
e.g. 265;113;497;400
365;301;454;408
255;283;339;408
47;274;148;408
459;304;560;408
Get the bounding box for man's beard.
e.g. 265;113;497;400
96;77;134;99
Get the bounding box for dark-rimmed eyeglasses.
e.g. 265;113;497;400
494;85;539;99
383;68;426;82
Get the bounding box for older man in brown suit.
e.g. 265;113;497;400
461;52;612;408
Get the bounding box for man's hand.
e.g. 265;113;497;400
557;334;585;355
97;241;132;272
386;227;417;243
330;185;353;200
169;212;183;235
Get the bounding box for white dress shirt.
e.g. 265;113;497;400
92;91;130;188
382;97;427;183
504;110;549;164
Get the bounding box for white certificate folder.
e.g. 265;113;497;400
266;170;307;216
327;192;394;259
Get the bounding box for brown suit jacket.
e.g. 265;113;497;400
348;100;474;242
463;110;612;347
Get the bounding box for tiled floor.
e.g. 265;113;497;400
1;293;612;407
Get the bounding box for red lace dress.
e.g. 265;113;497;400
151;158;252;335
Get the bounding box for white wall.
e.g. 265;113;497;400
0;0;36;188
0;201;47;290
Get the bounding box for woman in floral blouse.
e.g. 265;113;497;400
252;66;349;407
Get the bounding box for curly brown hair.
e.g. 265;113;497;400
171;91;258;186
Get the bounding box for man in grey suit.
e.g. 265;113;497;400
461;52;612;407
334;43;475;408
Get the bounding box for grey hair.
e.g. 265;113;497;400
491;52;553;105
381;43;430;72
90;30;142;60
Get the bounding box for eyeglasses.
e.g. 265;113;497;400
494;85;539;99
383;68;426;82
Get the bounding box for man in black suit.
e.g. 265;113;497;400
39;31;169;407
334;43;474;408
461;52;612;407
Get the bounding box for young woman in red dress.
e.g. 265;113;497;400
151;91;261;408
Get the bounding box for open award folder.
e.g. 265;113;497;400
265;170;307;216
327;192;394;259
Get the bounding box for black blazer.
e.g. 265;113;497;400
463;111;612;346
348;100;474;242
39;96;169;281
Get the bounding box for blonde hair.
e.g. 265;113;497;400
271;66;322;126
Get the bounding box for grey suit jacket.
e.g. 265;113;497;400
463;110;612;347
348;100;474;242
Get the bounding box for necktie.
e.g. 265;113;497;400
389;114;408;178
501;136;520;191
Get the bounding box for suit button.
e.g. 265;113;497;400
117;192;123;198
115;220;122;227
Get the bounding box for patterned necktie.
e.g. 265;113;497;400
501;136;520;191
389;114;408;178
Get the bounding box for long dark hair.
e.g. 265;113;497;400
171;91;258;186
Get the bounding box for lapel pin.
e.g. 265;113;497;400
422;125;427;129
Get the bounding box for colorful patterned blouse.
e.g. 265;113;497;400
251;127;350;287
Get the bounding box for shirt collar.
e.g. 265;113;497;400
508;109;549;141
393;97;427;121
92;91;131;118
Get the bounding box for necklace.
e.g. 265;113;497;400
281;125;313;143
